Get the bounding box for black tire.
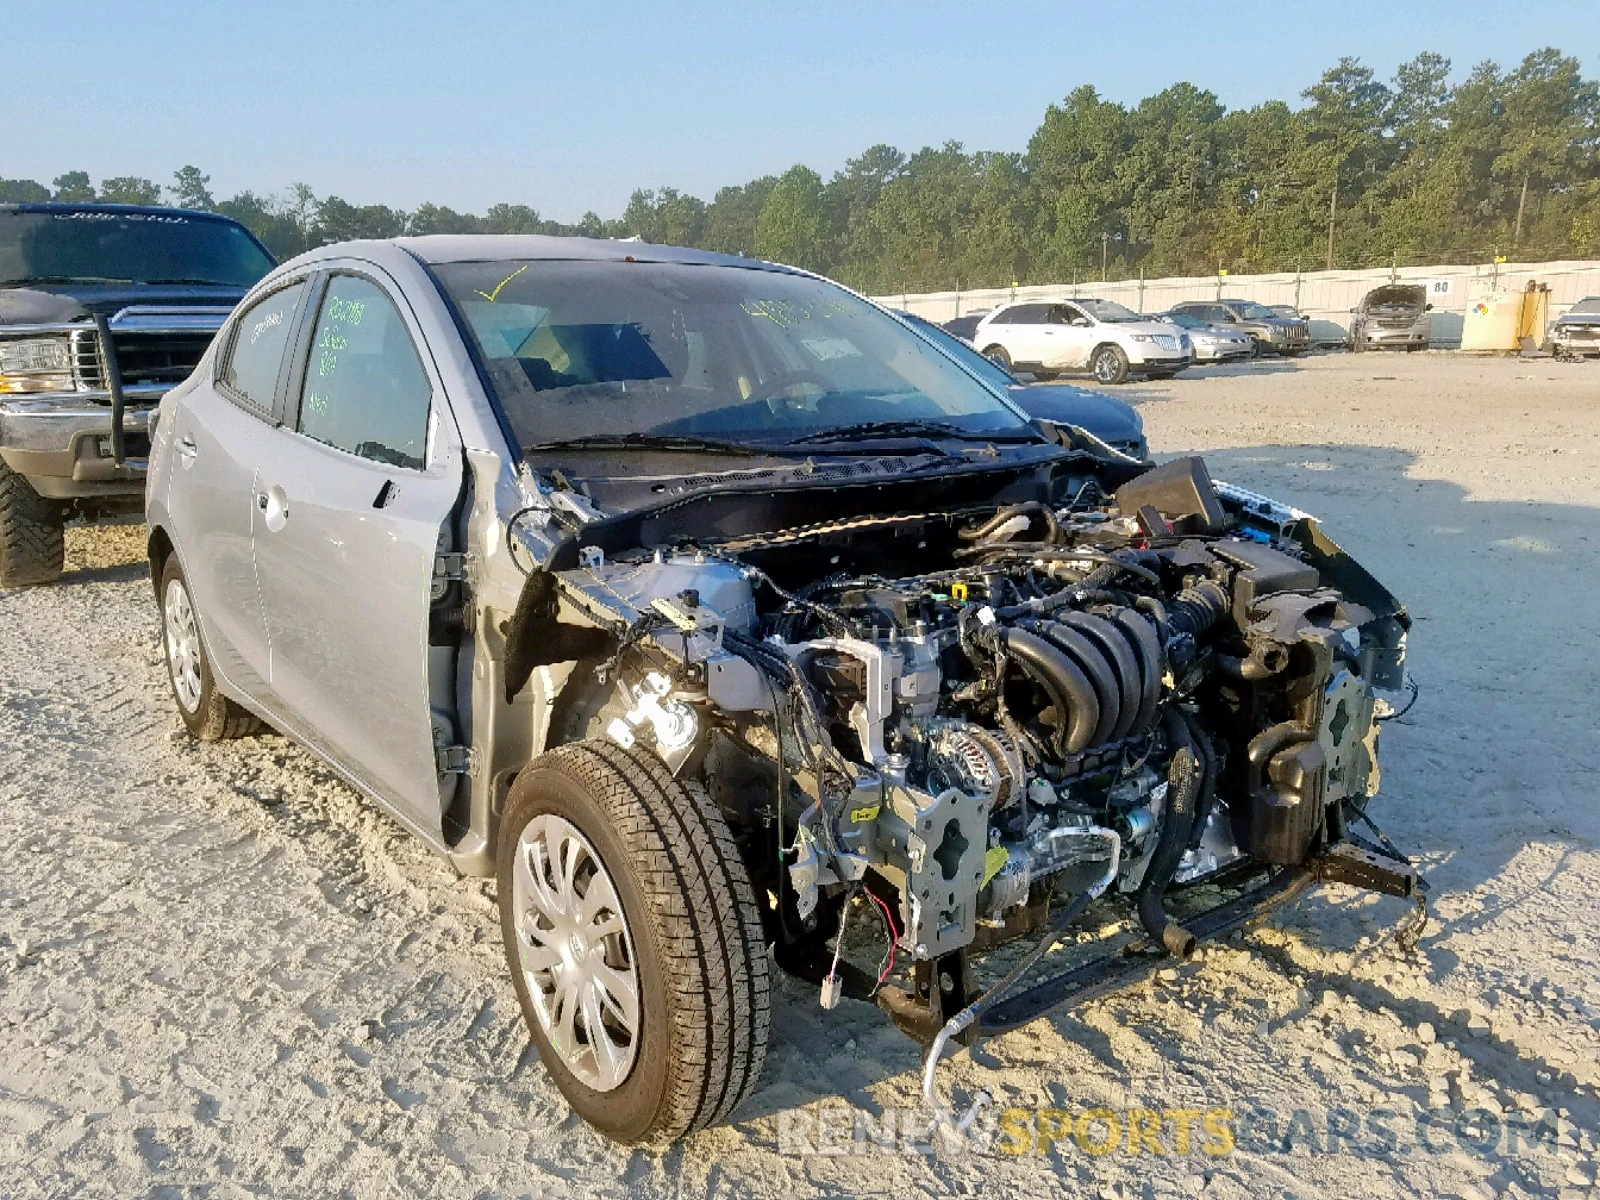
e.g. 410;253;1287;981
158;555;262;740
0;459;64;588
498;740;770;1144
1091;343;1129;385
1247;337;1265;359
981;344;1013;372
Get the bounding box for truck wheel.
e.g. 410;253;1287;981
159;555;262;740
498;740;770;1143
982;345;1013;372
0;459;64;588
1091;344;1129;385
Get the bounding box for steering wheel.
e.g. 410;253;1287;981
746;370;833;417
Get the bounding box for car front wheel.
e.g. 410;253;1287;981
497;740;770;1144
1091;344;1130;384
981;344;1013;372
159;555;262;741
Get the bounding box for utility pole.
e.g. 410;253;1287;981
1101;232;1109;283
1326;179;1338;272
1138;267;1145;313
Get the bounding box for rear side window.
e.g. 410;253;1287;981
297;275;431;470
998;304;1050;324
221;281;306;413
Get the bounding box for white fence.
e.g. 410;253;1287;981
874;258;1600;347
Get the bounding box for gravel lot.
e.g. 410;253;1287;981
2;352;1597;1199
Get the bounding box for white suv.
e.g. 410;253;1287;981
973;298;1191;384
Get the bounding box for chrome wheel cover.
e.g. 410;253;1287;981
512;814;640;1092
1094;350;1119;382
163;577;203;713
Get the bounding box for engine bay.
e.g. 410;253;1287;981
529;451;1417;1058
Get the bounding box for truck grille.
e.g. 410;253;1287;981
68;328;217;394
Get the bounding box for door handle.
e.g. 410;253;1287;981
256;488;289;530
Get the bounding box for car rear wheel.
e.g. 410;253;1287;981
1091;344;1130;385
159;555;262;740
498;740;770;1144
0;459;64;588
981;344;1012;372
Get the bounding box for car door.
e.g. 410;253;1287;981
163;278;309;697
1049;303;1097;368
991;303;1052;365
250;268;464;836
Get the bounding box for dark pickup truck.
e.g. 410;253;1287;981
0;203;275;585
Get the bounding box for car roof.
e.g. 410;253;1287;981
0;201;241;223
386;234;802;275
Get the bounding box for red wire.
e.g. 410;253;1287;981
866;890;898;986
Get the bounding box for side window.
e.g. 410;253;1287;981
1208;306;1233;323
297;275;432;470
220;281;306;413
1052;304;1085;325
1005;304;1050;324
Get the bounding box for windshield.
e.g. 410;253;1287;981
899;314;1015;390
1078;299;1142;323
1163;312;1204;330
436;259;1032;449
0;209;275;288
1231;302;1276;320
1569;298;1600;316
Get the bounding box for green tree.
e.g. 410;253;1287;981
0;178;50;202
1495;49;1598;246
754;165;825;269
702;177;777;257
98;176;163;205
1026;85;1130;277
483;203;545;234
1300;58;1392;267
170;165;215;210
52;172;96;201
407;203;482;235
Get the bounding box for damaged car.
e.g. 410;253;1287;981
1349;284;1431;352
146;236;1423;1144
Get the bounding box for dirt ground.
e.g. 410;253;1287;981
1;352;1597;1199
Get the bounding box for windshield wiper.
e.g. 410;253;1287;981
783;419;1039;447
139;277;237;286
525;432;788;457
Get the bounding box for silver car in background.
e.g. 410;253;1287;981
1156;311;1253;362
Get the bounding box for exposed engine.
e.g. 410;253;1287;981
558;456;1410;980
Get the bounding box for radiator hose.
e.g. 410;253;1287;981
1135;710;1203;957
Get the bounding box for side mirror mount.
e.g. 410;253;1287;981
1425;303;1434;311
1071;317;1092;328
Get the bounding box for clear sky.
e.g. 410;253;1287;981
4;0;1596;222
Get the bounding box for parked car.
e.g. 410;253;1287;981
1167;299;1309;356
896;311;1147;457
0;202;275;585
1156;311;1254;362
973;297;1191;384
1349;284;1431;352
148;235;1417;1143
1549;295;1600;357
940;310;988;342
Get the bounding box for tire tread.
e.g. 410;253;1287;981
527;740;769;1140
0;460;64;588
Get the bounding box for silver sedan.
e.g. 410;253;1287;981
1156;311;1254;361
